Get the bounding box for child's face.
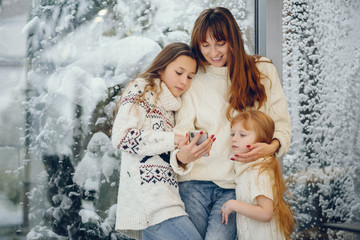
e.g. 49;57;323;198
159;55;196;97
230;121;257;154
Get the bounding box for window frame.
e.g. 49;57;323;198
255;0;283;82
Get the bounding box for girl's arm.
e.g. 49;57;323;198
220;195;274;224
111;80;175;156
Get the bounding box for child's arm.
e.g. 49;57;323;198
220;195;274;224
111;81;175;156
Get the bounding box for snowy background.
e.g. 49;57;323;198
282;1;360;239
0;0;359;239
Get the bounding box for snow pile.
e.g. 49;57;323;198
74;132;120;192
29;33;161;156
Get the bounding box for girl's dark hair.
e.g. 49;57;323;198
191;7;268;120
135;42;198;103
114;42;198;119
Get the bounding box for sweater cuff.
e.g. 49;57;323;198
170;149;194;175
162;131;176;152
273;133;289;157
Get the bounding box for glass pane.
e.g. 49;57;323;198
0;0;31;238
0;0;254;239
282;0;360;239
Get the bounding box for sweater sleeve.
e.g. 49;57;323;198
111;81;175;156
251;170;274;203
169;89;197;175
263;62;292;157
173;89;197;135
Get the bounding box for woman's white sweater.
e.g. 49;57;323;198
170;57;292;189
111;78;187;239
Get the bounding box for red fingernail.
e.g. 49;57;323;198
210;134;215;138
200;131;203;134
246;145;250;148
230;158;235;161
213;138;216;142
235;155;239;157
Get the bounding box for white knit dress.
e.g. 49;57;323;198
234;157;286;240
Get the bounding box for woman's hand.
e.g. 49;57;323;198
231;139;280;163
176;132;215;164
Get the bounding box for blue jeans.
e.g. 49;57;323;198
179;181;236;240
142;215;202;240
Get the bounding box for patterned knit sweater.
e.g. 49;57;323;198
170;57;291;189
111;78;187;239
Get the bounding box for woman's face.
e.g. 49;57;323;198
199;30;230;67
230;121;257;154
159;55;197;97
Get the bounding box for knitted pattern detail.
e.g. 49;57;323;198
117;129;142;154
140;161;178;187
121;92;175;130
116;85;175;153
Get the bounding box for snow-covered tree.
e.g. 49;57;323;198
283;0;360;238
283;1;324;234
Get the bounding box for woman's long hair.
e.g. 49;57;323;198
231;110;294;240
191;7;268;120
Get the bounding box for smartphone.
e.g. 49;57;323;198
189;130;209;157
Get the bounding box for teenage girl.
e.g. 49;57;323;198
112;42;204;240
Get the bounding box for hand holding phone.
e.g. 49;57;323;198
189;130;209;157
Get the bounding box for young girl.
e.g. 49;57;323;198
111;42;203;240
220;110;294;240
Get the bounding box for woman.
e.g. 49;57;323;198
170;7;291;240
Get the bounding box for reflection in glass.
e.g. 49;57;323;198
0;0;254;239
